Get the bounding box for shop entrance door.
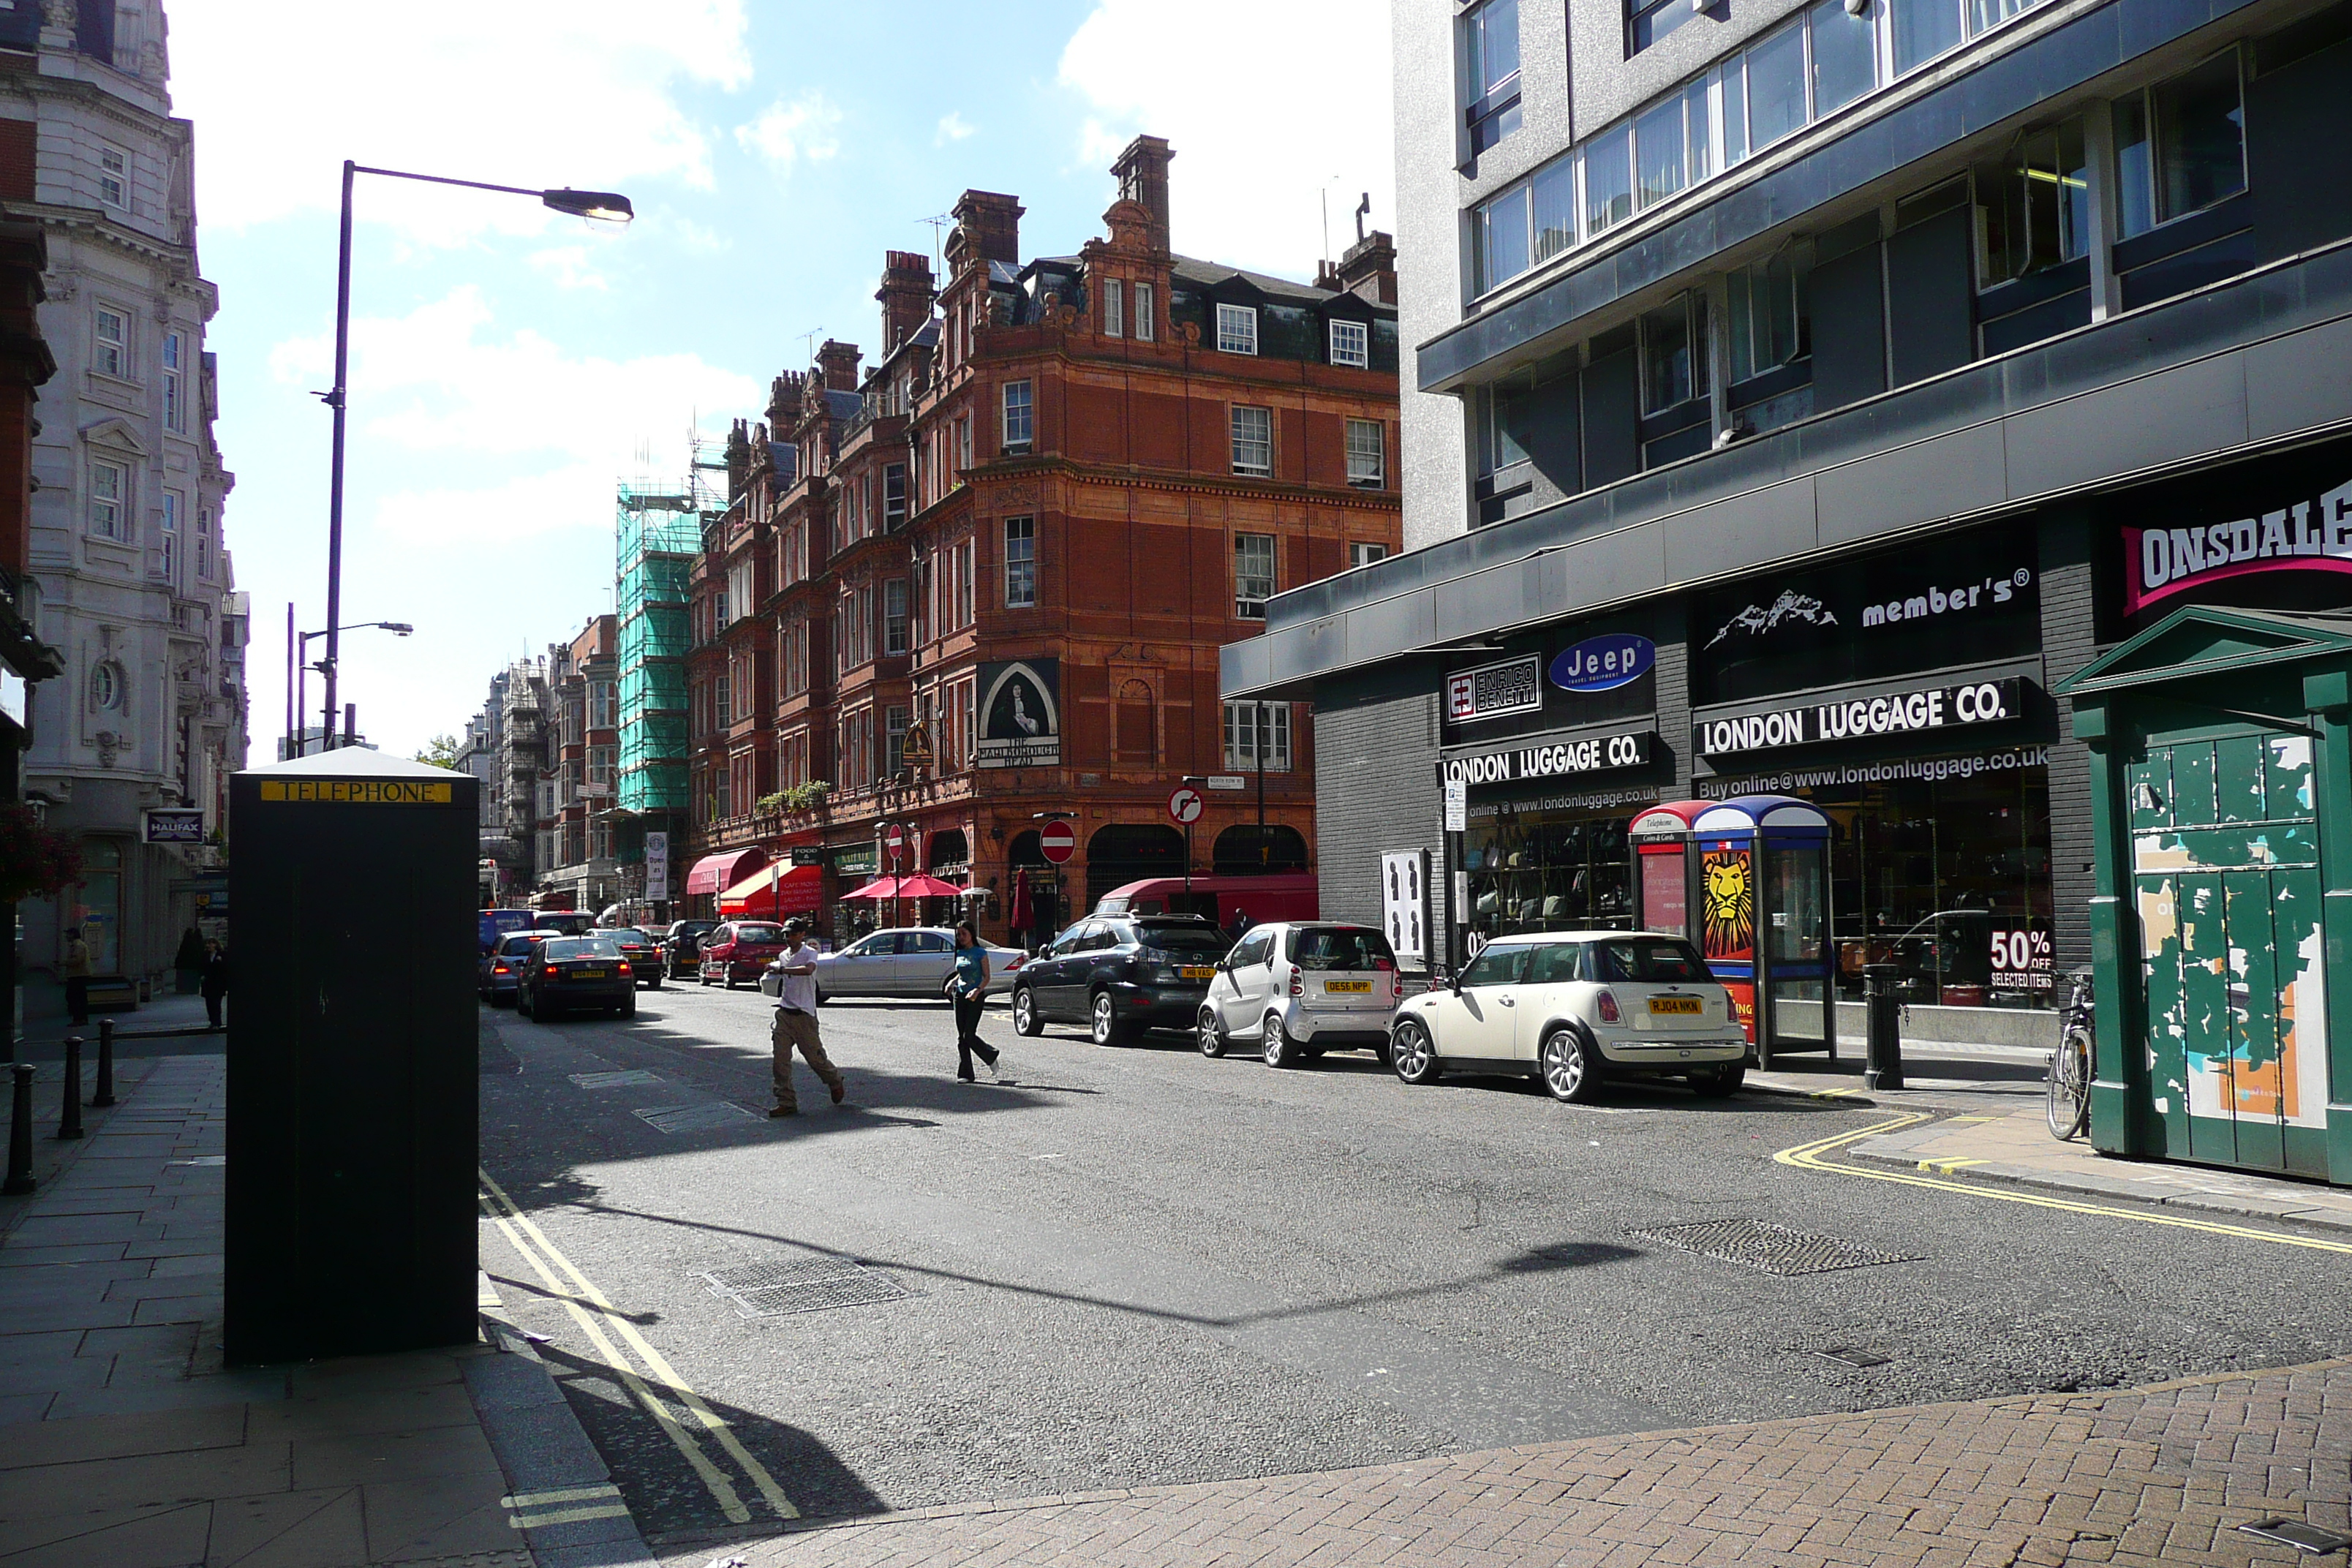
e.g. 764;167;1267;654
2126;732;2322;1177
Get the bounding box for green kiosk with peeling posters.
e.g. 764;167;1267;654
2059;606;2352;1183
225;750;478;1361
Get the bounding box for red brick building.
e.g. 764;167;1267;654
682;137;1400;941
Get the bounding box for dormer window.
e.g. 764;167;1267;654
1329;320;1368;369
1217;303;1259;355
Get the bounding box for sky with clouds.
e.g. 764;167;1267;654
164;0;1395;760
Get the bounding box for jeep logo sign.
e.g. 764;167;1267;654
1696;679;2029;758
1550;633;1654;693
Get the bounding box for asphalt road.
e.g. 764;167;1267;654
475;980;2352;1556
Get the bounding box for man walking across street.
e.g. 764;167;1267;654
200;941;230;1031
62;926;91;1026
766;917;845;1117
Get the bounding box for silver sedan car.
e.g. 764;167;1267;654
789;927;1033;1001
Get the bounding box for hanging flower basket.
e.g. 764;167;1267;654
0;805;80;902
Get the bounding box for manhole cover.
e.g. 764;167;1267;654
572;1070;664;1089
633;1102;757;1135
702;1257;917;1319
1628;1218;1915;1276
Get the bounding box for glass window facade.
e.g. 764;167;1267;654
1462;803;1635;942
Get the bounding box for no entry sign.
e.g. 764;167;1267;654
883;823;906;857
1039;819;1077;864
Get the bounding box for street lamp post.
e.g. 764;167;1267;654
318;162;632;753
292;621;412;756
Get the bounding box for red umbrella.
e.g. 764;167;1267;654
893;873;965;900
1009;868;1033;934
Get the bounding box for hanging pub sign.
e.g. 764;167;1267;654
1696;677;2031;760
1439;728;1654;786
2124;479;2352;614
976;660;1060;768
1444;655;1543;723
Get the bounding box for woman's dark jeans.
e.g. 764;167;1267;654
954;991;997;1079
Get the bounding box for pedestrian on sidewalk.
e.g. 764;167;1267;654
766;917;845;1117
200;941;230;1031
951;923;1003;1084
62;926;91;1025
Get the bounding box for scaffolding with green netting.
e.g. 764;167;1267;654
614;476;706;814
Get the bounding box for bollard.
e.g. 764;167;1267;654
1862;963;1905;1091
3;1063;32;1194
91;1019;116;1109
56;1036;83;1140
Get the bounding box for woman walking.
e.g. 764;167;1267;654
951;924;1005;1084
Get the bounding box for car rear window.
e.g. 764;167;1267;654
1137;924;1231;957
1288;927;1395;970
1586;938;1711;983
606;929;650;943
544;936;622;960
735;924;785;944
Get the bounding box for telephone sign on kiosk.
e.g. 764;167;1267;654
1167;787;1204;825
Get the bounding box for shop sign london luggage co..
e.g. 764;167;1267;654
1439;728;1656;786
1695;677;2031;760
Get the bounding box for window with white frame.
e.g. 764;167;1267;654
1221;701;1292;772
93;308;125;378
1229;405;1272;476
1004;517;1036;608
884;578;908;655
590;680;617;728
1002;380;1033;451
89;457;126;538
1349;542;1390;569
1345;419;1385;487
957;538;975;625
195;505;211;578
1233;532;1275;619
1329;319;1368;369
883;462;907;529
589;745;616;786
885;705;909;775
1463;0;1522;154
1102;277;1123;337
158;489;179;578
957;415;973;475
97;145;127;210
161;332;184;431
1134;282;1156;341
1216;303;1258;355
716;671;731;723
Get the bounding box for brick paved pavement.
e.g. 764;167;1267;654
671;1360;2352;1568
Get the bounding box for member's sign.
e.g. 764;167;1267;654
1696;678;2029;759
1444;655;1542;723
1439;728;1654;786
2125;483;2352;614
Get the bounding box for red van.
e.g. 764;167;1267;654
697;920;793;988
1093;873;1317;932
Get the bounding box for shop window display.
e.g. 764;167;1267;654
1462;807;1634;939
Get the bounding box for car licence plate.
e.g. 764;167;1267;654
573;968;607;980
1324;980;1373;993
1180;966;1215;981
1648;996;1703;1014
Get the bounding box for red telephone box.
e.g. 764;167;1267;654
1630;796;1836;1068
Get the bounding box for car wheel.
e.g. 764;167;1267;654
698;966;712;987
1011;987;1043;1037
1389;1017;1440;1085
1539;1026;1602;1104
1262;1013;1297;1068
619;995;637;1020
516;987;533;1020
1689;1063;1745;1098
1090;991;1126;1047
1196;1009;1229;1058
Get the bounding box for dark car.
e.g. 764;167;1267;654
517;934;637;1021
1009;914;1232;1046
604;927;664;990
698;920;791;988
532;911;599;937
478;930;567;1007
661;919;719;979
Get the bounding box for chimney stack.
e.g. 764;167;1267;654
1111;135;1175;257
876;250;935;353
1336;230;1398;306
947;189;1025;274
815;339;862;392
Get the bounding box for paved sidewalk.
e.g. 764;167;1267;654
1845;1104;2352;1232
679;1360;2352;1568
0;1052;655;1568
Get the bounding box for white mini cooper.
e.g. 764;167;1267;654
1387;930;1749;1102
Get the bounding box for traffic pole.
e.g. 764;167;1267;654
56;1036;83;1140
4;1063;34;1194
91;1019;116;1108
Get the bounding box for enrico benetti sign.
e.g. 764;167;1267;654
1697;678;2028;759
1439;728;1654;786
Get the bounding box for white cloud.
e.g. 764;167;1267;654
1058;1;1395;280
735;94;843;172
935;111;977;146
268;287;762;544
170;0;752;241
527;245;610;291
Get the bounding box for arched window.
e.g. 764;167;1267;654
89;660;123;712
1114;679;1155;764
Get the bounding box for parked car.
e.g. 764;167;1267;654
516;934;637;1021
698;920;792;987
1198;921;1403;1066
794;927;1028;1001
1386;930;1749;1102
478;930;566;1007
660;919;719;979
604;927;664;990
1010;914;1234;1045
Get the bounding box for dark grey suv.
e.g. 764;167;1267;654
1009;914;1235;1045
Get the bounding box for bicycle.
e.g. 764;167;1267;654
2046;968;2093;1141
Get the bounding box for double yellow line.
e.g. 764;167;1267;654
1776;1113;2352;1255
476;1166;799;1525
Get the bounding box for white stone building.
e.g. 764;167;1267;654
10;0;243;986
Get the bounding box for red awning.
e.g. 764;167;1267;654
685;848;766;896
719;862;822;916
